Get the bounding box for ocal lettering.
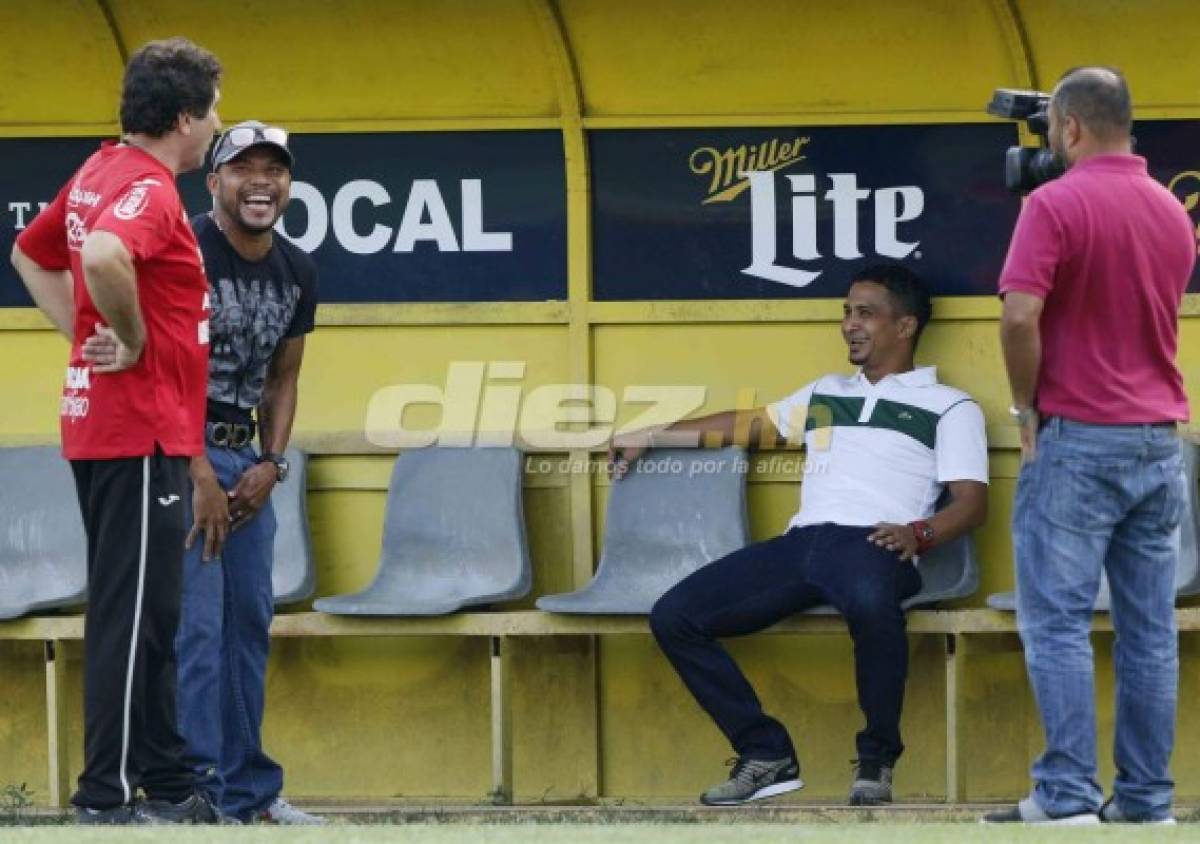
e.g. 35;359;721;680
277;178;513;256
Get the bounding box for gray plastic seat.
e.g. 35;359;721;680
314;446;530;616
271;447;316;606
804;531;980;615
537;447;750;614
986;440;1200;613
0;446;87;620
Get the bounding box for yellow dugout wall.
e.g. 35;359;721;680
2;0;1200;805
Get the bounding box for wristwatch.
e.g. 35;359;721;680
1008;405;1037;426
909;519;935;554
258;452;289;483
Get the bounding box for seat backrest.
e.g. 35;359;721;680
902;486;980;609
904;533;979;609
0;446;87;619
1097;439;1200;606
592;447;750;609
271;448;316;606
369;446;531;601
1173;440;1200;597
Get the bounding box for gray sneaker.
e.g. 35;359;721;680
700;756;803;806
848;760;893;806
981;796;1099;825
255;797;327;825
1100;797;1176;825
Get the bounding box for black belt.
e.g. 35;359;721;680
205;420;256;449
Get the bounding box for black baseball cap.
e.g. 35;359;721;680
210;120;294;171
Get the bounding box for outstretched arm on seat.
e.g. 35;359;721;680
608;407;787;480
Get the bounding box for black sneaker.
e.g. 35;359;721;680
699;756;804;806
75;803;153;825
848;759;893;806
981;796;1099;825
141;791;223;824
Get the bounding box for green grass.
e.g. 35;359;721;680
0;824;1193;843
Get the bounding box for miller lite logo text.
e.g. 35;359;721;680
1167;170;1200;256
742;171;924;288
689;133;925;289
690;136;810;203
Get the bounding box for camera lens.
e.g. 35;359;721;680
1006;147;1066;193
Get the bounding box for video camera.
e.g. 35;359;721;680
986;89;1065;194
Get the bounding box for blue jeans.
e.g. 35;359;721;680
176;445;283;820
651;524;921;765
1015;418;1181;821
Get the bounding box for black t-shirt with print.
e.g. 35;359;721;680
191;214;318;424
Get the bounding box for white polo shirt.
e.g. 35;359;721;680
767;366;988;530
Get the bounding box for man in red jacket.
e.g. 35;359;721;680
11;37;226;825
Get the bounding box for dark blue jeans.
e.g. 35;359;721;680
650;524;921;766
175;445;283;820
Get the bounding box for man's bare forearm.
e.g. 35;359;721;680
190;453;218;483
258;376;298;455
259;337;305;455
11;245;74;339
925;481;988;548
80;232;145;352
1000;294;1044;409
1001;321;1041;408
648;407;785;451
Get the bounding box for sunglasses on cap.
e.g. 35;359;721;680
211;123;294;171
225;124;288;149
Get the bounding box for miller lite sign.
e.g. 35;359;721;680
591;124;1023;299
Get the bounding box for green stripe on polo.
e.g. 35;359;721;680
805;394;864;431
870;399;940;449
805;393;940;449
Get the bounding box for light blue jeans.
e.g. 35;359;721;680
1014;417;1182;821
176;445;283;821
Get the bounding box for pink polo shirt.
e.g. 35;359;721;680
999;154;1195;424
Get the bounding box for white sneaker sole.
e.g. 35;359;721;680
702;778;804;806
1104;817;1177;826
981;813;1100;826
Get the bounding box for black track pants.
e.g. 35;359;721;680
70;451;195;809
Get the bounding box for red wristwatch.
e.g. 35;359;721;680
909;520;935;555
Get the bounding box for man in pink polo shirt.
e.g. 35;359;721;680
986;67;1195;826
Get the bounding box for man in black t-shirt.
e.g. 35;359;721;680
88;121;324;824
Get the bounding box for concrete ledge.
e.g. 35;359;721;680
16;801;1200;825
6;607;1200;641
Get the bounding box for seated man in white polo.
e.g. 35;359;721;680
610;263;989;805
